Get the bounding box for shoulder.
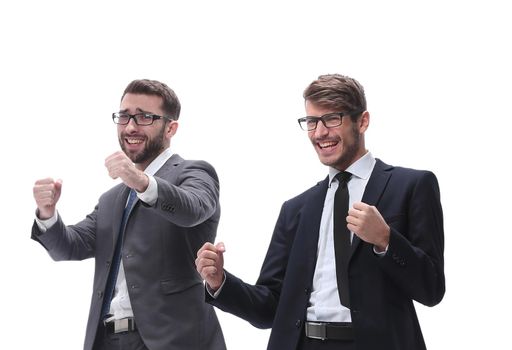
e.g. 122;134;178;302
377;158;436;176
376;158;440;188
283;177;329;208
165;154;215;171
158;154;219;183
98;182;125;203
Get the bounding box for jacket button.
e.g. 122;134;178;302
106;261;111;268
97;290;104;298
295;320;302;328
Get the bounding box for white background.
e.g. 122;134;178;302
1;1;510;349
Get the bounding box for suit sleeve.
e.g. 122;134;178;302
379;171;445;306
148;160;220;228
206;204;291;329
31;208;97;261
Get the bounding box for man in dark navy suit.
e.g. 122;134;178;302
196;74;445;350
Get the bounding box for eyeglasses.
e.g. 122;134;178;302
297;111;362;131
112;112;173;126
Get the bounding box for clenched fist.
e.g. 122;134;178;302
347;202;390;252
105;151;149;192
33;178;62;220
196;242;226;291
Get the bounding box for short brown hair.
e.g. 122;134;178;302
122;79;181;120
303;74;367;120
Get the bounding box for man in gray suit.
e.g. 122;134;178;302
31;79;226;350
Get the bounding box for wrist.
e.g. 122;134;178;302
208;272;225;292
207;279;222;292
135;173;150;193
37;207;54;220
375;226;390;252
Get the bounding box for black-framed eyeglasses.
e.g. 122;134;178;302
112;112;173;126
297;111;363;131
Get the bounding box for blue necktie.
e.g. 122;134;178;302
334;171;352;308
100;189;137;319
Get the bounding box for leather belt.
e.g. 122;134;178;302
104;318;137;334
305;321;354;341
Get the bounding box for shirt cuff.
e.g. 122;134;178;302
205;273;227;299
35;211;58;232
373;244;389;256
136;175;158;205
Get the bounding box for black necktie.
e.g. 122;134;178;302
100;189;137;319
334;171;352;308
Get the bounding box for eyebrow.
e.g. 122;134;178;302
118;107;152;114
306;113;342;118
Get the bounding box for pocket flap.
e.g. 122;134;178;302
160;277;201;295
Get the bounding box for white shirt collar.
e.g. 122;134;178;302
143;147;174;176
328;151;376;186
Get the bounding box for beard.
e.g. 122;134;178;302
119;124;166;165
317;123;361;169
334;126;360;167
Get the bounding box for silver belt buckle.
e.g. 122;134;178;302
305;322;326;340
114;318;130;333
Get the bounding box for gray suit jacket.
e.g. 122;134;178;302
32;154;226;350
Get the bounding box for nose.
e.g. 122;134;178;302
313;120;329;137
124;117;139;132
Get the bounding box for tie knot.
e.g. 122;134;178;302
335;171;352;185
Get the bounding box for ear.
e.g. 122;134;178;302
359;111;370;133
166;121;179;140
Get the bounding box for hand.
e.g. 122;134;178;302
105;151;149;192
347;202;390;252
33;178;62;220
196;242;226;291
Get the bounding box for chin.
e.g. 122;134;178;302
318;157;336;167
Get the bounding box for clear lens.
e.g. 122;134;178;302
305;119;318;131
323;114;342;128
298;118;314;131
116;113;130;124
134;114;155;125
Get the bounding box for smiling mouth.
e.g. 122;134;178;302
126;137;144;145
318;141;339;149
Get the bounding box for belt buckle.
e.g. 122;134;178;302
114;318;130;333
305;322;326;340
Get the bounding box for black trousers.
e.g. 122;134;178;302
297;332;356;350
93;323;148;350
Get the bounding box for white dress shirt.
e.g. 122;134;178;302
306;151;376;322
36;147;174;321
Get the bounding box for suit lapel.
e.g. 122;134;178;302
350;159;393;257
111;186;132;245
296;177;329;271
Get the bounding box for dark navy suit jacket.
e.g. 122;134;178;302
208;159;445;350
